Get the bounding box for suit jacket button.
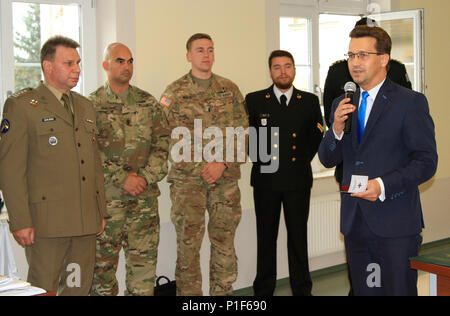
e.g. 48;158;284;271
42;196;46;201
292;146;297;150
273;156;278;161
292;133;297;138
292;157;297;162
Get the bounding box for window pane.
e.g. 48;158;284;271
293;65;311;92
13;2;81;92
280;17;311;92
378;18;415;90
280;17;310;65
319;14;360;89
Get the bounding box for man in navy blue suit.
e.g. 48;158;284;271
319;26;438;296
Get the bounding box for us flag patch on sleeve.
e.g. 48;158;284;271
160;96;173;108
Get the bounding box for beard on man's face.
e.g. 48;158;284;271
273;77;294;90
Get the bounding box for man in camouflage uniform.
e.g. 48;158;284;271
160;33;248;296
89;43;169;296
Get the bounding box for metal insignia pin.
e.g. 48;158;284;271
30;99;39;107
266;94;271;99
49;136;58;146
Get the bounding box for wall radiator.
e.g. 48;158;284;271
307;193;345;258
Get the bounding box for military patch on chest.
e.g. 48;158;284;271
48;136;58;146
30;99;39;107
42;117;56;123
216;92;233;98
259;113;270;127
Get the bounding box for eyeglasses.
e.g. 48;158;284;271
345;51;383;61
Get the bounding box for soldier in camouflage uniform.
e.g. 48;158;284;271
160;34;248;296
89;43;169;296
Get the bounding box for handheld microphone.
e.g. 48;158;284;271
343;82;357;134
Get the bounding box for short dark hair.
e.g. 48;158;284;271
40;36;80;70
350;26;392;56
186;33;213;51
269;50;295;68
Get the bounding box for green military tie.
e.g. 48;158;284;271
61;93;74;122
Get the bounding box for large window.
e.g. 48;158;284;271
12;2;81;92
0;0;97;109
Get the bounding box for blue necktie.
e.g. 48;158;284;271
358;91;370;144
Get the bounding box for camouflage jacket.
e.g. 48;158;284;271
160;72;248;182
90;83;169;197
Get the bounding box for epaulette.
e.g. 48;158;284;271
390;59;403;65
11;88;33;99
331;59;347;67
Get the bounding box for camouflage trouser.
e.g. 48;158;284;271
91;196;159;296
170;179;242;296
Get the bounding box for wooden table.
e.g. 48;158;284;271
410;250;450;296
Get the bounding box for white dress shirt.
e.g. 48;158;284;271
273;85;294;106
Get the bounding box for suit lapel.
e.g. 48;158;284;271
359;80;392;148
36;84;73;126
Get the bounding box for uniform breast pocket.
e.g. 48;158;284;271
96;110;120;149
36;124;65;157
214;97;234;121
83;120;97;134
83;121;99;147
132;106;153;140
171;106;195;129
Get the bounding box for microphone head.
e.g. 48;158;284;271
344;82;357;93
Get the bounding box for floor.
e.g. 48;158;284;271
237;238;450;296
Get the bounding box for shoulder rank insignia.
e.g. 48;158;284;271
11;88;32;99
